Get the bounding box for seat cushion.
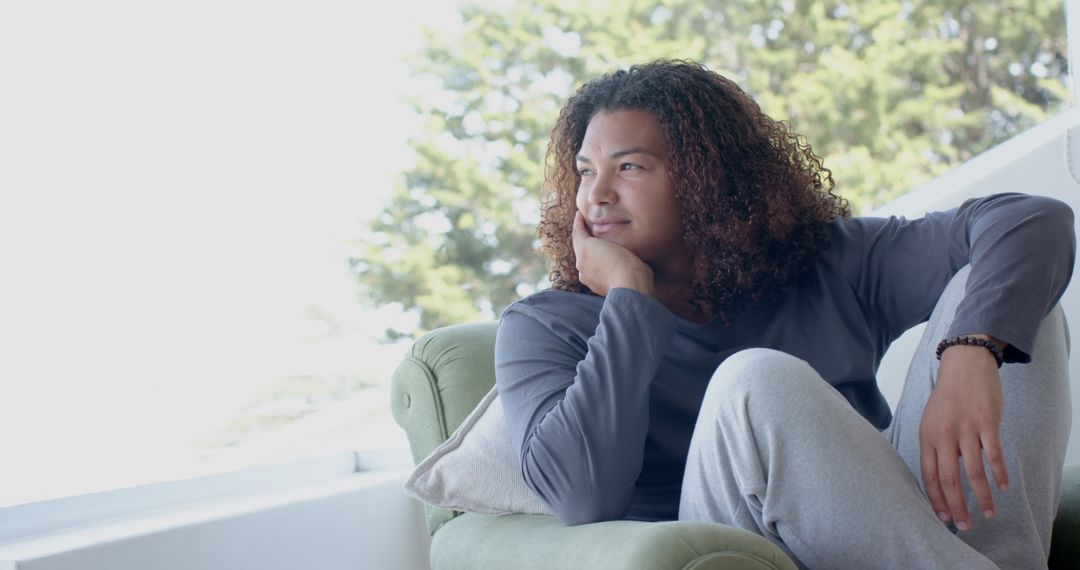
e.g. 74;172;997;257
431;513;798;570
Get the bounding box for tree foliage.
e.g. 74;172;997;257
353;0;1068;338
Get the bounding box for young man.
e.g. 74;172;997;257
494;60;1074;568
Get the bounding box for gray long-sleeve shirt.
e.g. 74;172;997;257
494;193;1076;526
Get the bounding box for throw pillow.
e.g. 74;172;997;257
404;386;554;516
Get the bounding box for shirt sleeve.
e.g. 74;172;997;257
831;192;1075;362
494;288;679;525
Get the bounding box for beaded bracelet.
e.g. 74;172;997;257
935;335;1004;368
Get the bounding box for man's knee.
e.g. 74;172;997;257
697;349;851;457
705;348;822;406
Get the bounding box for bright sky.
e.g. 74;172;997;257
0;0;462;499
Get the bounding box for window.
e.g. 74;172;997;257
356;0;1071;341
0;0;1068;508
0;0;456;508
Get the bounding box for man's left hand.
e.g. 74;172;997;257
918;335;1009;532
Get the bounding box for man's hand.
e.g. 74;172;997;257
572;211;654;297
919;337;1009;532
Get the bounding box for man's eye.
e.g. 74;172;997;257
620;163;641;171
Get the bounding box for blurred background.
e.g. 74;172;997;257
0;0;1069;507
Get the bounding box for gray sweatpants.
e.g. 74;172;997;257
678;268;1072;569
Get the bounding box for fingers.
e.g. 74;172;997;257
920;445;950;526
572;211;589;259
574;208;592;247
936;445;971;530
982;429;1010;492
572;210;601;294
960;436;995;520
920;443;972;530
572;210;589;239
921;434;1010;531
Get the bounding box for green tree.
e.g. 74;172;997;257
353;0;1068;338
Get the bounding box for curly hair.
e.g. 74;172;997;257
538;59;849;321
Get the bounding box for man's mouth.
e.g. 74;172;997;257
589;219;630;234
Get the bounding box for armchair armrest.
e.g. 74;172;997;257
1051;465;1080;568
430;513;797;570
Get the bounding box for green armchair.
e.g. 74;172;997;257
391;321;1080;569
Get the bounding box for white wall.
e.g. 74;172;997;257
0;455;431;570
874;106;1080;466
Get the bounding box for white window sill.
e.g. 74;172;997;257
0;450;429;570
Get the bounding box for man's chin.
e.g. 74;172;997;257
595;235;632;250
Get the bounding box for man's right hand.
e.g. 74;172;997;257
572;211;654;297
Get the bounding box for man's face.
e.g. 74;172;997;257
574;108;685;264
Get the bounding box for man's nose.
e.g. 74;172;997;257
588;172;617;205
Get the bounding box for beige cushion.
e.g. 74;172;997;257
404;387;553;516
